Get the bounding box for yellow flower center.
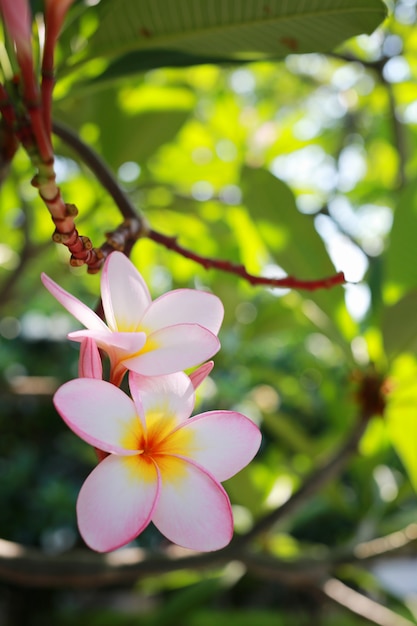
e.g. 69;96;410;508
120;409;195;484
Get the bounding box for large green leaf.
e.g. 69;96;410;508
382;290;417;361
384;180;417;302
59;0;387;77
89;50;243;88
241;166;353;353
242;166;335;280
386;353;417;493
54;84;193;169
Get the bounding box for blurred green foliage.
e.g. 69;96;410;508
2;0;417;624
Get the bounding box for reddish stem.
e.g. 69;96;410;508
148;229;345;291
41;26;56;137
0;83;16;127
16;51;53;162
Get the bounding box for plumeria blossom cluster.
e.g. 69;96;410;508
43;252;261;552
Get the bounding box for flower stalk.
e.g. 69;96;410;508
0;0;103;270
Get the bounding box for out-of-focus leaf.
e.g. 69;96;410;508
58;0;387;80
55;85;193;169
382;290;417;361
384;181;417;303
241;166;353;353
144;579;223;626
242;167;334;279
385;353;417;493
89;50;242;87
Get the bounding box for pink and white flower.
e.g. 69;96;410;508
54;371;261;552
42;252;223;384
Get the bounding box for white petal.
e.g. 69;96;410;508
54;379;141;454
101;252;151;332
41;273;107;332
69;329;147;357
141;289;223;335
77;454;160;552
174;411;262;482
152;456;233;551
129;371;195;424
123;325;220;376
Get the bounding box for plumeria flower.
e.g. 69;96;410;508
41;252;224;385
53;370;261;552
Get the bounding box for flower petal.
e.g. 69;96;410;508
129;371;195;425
173;411;261;482
41;273;108;332
69;329;147;357
189;361;214;390
77;454;159;552
152;456;233;551
54;379;141;454
141;289;223;335
101;252;151;332
123;325;220;376
79;338;102;379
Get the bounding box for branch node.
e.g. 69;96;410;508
65;203;78;217
69;256;86;267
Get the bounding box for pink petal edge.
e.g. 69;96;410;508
53;379;140;455
173;411;262;482
152;455;233;551
123;324;220;376
77;455;160;552
101;252;151;332
41;273;108;332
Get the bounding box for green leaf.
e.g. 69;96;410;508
384;180;417;303
242;167;335;279
54;85;193;169
241;166;354;352
89;50;242;87
382;290;417;361
386;353;417;492
59;0;387;77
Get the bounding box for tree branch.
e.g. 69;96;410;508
148;228;345;290
234;414;368;547
52;120;346;290
0;412;369;589
322;578;416;626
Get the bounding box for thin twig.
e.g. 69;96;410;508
52;121;141;223
234;414;368;547
322;578;416;626
0;538;333;590
52;120;346;290
148;228;345;290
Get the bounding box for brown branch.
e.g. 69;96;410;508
0;537;334;590
52;121;141;223
234;414;368;547
322;578;416;626
338;523;417;565
148;229;345;291
0;539;225;588
52;120;346;290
